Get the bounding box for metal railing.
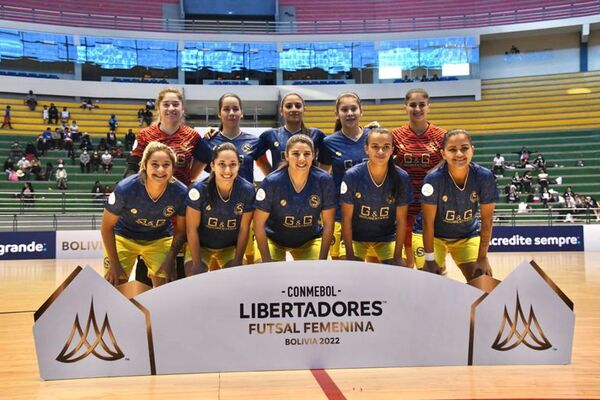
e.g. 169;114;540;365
0;2;599;34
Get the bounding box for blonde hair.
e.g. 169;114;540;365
139;141;176;183
154;87;185;125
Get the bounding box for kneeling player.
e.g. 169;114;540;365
420;129;498;280
101;141;187;287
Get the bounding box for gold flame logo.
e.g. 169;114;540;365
56;299;125;363
491;292;552;351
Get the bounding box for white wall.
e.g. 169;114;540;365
480;32;580;79
587;28;600;71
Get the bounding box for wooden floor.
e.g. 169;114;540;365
1;252;599;399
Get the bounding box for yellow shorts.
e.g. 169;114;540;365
329;222;346;259
268;237;322;261
434;236;480;271
410;233;426;269
353;241;395;262
185;245;235;271
103;235;172;279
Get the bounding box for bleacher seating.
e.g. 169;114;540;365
0;71;59;79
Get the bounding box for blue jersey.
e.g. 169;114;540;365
318;128;370;220
255;167;336;248
340;162;412;242
420;163;499;239
106;174;187;241
185;177;255;249
206;132;259;183
255;126;325;169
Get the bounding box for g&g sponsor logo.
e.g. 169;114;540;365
239;285;385;347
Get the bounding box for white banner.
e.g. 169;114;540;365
34;260;575;380
56;230;103;259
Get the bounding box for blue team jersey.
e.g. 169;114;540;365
255;126;325;169
318;128;370;220
340;162;412;242
255;167;336;248
185;177;255;249
106;174;187;241
206;132;259;183
420;163;499;239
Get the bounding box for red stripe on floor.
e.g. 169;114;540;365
311;369;346;400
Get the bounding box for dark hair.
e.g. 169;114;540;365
441;129;473;149
366;128;403;200
278;134;315;170
206;142;240;205
280;92;310;136
404;88;430;104
218;93;243;132
334;92;362;132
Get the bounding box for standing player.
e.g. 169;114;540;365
254;135;336;262
254;92;326;173
340;128;412;265
127;87;211;184
102;142;187;287
421;129;499;280
126;87;212;284
392;88;446;268
185;143;255;274
318;92;370;259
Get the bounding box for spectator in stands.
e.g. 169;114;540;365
48;103;59;124
515;146;536;168
19;182;34;207
137;108;145;127
52;127;63;150
25;90;38;111
124;128;135;151
64;129;74;160
10;141;23;159
103;185;112;203
41;105;49;123
522;170;533;193
106;129;117;148
6;167;18;182
91;150;101;172
584;196;600;221
143;109;153;126
55;164;68;190
60;107;70;124
30;157;42;180
491;153;505;177
537;170;549;189
108;114;118;130
70;120;80;142
101;150;113;173
80;132;93;150
146;99;155;110
81;98;97;110
44;162;53;181
111;145;124;159
517;201;531;214
541;187;551;207
80;150;91;173
507;185;520;203
510;171;522;192
98;138;109;152
16;157;31;180
25;142;37;159
1;105;13;129
533;153;547;172
91;181;104;206
564;186;575;201
3;156;14;173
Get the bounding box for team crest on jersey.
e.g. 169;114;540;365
309;195;320;208
163;206;175;217
442;195;448;202
103;257;110;267
188;188;200;201
280;199;287;207
355;192;362;199
335;151;342;157
130;208;138;214
242;143;252;153
421;183;434;197
274;141;280;148
386;194;394;204
428;142;439;152
205;204;212;211
234;202;244;215
470;191;479;203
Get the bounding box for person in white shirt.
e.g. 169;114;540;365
101;150;113;173
491;153;505;177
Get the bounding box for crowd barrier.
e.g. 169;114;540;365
0;225;599;261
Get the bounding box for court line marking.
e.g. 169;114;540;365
311;369;346;400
